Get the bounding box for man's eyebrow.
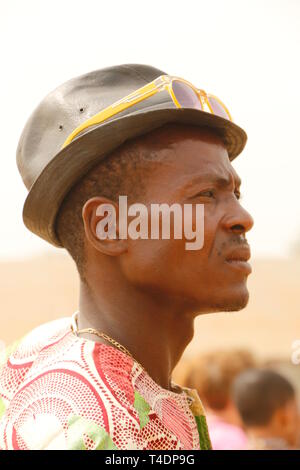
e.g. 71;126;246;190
183;173;242;191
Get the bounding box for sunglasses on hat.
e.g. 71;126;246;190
62;75;233;149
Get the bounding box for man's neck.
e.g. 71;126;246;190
77;280;196;391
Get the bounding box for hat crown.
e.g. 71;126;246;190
16;64;165;190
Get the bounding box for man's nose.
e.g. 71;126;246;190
222;203;254;235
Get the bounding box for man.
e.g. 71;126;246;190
232;369;299;449
184;350;256;449
0;64;253;450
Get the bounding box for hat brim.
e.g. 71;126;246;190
22;106;247;247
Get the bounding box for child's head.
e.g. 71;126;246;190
184;350;255;426
233;369;299;447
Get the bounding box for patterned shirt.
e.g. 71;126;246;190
0;317;211;450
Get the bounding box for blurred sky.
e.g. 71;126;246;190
0;0;299;259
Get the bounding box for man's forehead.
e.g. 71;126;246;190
198;161;242;185
142;149;242;201
135;124;243;193
163;142;241;186
174;165;242;195
185;169;242;187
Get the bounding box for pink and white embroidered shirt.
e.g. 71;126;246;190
0;317;211;450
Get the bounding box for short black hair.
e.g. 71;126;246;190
55;127;167;281
232;369;295;427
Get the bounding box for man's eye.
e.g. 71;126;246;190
235;191;241;200
199;190;215;198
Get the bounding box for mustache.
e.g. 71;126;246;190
218;235;250;254
213;235;251;258
229;236;249;246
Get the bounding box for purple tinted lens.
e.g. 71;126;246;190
207;96;230;119
172;80;202;110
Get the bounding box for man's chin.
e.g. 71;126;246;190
202;289;250;313
221;297;249;312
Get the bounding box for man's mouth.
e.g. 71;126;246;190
225;245;252;274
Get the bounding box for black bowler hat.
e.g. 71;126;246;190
16;64;247;247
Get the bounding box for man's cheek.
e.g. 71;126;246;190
182;203;205;251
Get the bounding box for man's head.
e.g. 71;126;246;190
233;369;299;447
56;123;253;315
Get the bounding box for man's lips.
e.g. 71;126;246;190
225;245;252;274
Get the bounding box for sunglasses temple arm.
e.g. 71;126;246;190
62;82;161;149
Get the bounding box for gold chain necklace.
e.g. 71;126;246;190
70;311;146;372
70;311;191;402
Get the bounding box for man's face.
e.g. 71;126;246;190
118;125;254;314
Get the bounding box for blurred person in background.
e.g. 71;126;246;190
233;369;299;450
184;349;255;450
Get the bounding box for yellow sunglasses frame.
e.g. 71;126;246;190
62;75;232;149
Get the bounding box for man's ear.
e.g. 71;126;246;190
82;196;128;256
